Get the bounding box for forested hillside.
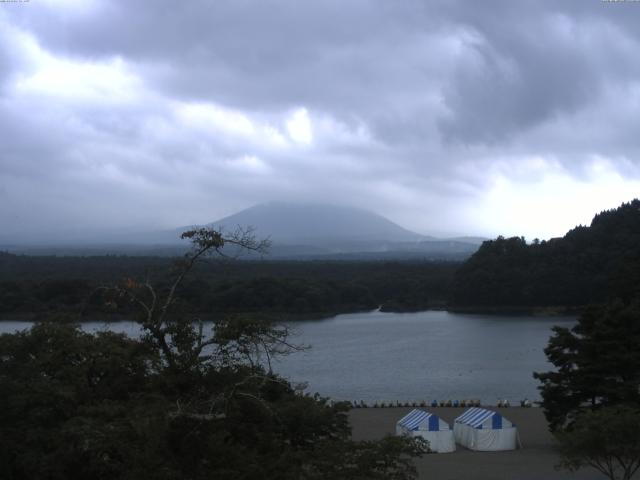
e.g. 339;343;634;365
452;200;640;308
0;254;457;318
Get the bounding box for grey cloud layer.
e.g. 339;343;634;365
24;1;636;140
1;0;640;240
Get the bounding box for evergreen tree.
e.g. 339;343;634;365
556;406;640;480
534;300;640;430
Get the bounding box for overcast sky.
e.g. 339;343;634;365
2;0;640;241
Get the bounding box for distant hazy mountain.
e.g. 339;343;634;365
1;202;483;259
190;202;478;259
206;202;425;245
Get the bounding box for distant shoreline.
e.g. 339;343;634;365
0;305;582;322
447;305;583;316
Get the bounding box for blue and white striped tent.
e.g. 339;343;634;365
396;409;455;453
453;407;518;451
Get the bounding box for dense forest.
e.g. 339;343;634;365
451;200;640;308
0;253;457;319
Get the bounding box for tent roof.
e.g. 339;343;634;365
397;409;445;431
455;407;509;429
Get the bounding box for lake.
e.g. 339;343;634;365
1;310;574;405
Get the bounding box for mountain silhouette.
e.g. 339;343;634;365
207;202;425;245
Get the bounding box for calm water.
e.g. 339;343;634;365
1;310;574;405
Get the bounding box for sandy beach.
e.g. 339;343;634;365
349;407;616;480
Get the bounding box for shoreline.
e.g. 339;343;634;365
447;305;584;316
0;305;581;322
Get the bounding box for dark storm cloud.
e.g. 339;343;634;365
19;0;635;143
439;32;596;143
436;1;640;144
1;0;640;240
13;0;447;123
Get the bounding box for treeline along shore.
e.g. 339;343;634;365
1;200;639;320
0;255;456;320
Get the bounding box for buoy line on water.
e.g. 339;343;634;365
346;398;534;408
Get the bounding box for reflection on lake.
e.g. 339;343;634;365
1;310;574;404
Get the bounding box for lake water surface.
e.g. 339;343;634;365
1;310;574;405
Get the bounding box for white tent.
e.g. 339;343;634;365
453;407;519;451
396;409;456;453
